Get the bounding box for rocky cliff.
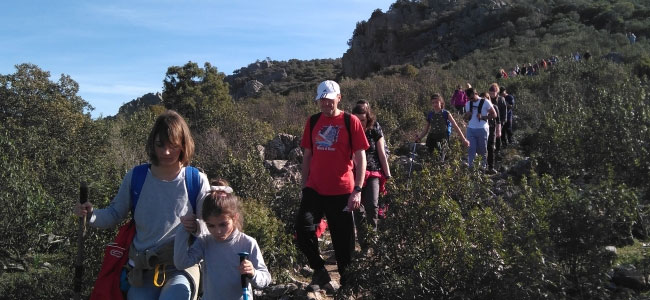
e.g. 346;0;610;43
343;0;528;78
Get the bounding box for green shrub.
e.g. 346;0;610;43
242;198;298;283
342;159;637;299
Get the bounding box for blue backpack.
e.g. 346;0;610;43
112;164;201;295
130;164;201;214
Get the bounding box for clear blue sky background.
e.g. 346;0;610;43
0;0;394;118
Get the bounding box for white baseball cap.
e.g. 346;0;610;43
314;80;340;101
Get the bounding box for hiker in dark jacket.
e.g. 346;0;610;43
492;84;508;150
351;103;391;254
500;87;515;145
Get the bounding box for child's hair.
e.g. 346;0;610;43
146;110;194;166
431;93;445;109
202;192;243;231
210;177;230;187
351;103;376;129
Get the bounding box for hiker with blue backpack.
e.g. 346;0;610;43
175;189;271;300
415;93;469;162
74;110;210;300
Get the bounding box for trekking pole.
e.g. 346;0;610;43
73;182;88;300
238;252;251;300
407;142;417;189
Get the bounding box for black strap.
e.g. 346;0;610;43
469;99;485;121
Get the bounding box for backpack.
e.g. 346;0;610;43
467;99;486;122
309;112;353;158
426;110;452;140
90;164;201;300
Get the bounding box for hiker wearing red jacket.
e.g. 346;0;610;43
295;80;369;291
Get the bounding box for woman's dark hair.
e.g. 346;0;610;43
146;110;194;166
201;192;243;231
466;88;476;98
351;103;376;129
431;93;445;109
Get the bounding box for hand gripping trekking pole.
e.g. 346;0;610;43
73;182;88;300
238;252;251;300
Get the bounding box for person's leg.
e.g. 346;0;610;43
159;269;192;300
295;188;326;270
476;127;489;169
467;128;479;167
506;117;514;143
440;139;449;162
324;194;354;285
501;120;509;147
127;270;161;300
495;125;502;152
355;177;379;244
487;125;496;170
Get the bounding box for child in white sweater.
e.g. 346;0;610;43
175;189;271;299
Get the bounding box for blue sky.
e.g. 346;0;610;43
0;0;394;118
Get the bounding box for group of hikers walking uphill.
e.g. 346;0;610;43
73;78;514;299
416;82;515;173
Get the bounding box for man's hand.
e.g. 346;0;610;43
347;191;361;211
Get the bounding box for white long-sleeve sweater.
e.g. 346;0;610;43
174;227;272;300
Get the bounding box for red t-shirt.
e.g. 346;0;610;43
300;112;370;195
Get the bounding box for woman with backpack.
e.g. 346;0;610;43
351;103;391;254
485;84;506;174
74;110;210;300
415;93;469;162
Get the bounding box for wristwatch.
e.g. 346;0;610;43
353;185;362;192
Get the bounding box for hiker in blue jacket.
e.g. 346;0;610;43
74;110;210;300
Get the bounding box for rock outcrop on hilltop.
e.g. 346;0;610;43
343;0;515;78
225;58;341;99
117;92;163;115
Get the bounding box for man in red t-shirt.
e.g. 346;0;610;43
296;80;369;291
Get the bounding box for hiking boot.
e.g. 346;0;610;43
306;267;331;292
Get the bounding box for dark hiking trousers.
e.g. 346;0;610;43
487;124;496;169
426;137;448;162
354;177;379;250
295;187;354;280
503;118;513;144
